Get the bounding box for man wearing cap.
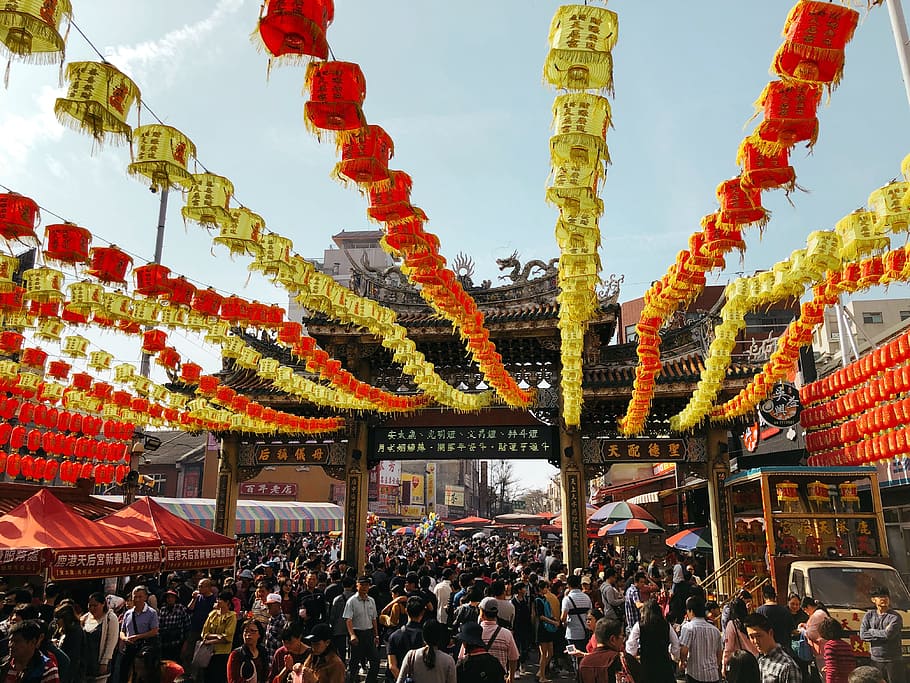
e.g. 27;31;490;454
860;586;905;683
157;589;189;663
460;597;518;683
343;577;379;683
265;592;288;665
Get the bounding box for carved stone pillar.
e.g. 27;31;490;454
559;427;588;571
213;434;240;537
341;421;370;571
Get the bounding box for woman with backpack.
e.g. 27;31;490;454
397;620;455;683
451;589;483;632
722;597;758;670
534;581;559;683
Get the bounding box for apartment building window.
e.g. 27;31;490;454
862;311;883;325
901;310;910;321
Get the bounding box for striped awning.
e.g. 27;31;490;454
95;497;342;535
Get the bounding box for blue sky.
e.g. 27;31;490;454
2;1;910;489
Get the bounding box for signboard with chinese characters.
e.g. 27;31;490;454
371;426;556;460
239;482;298;498
400;505;425;518
582;438;687;464
52;548;162;580
164;545;235;571
445;485;465;507
378;461;401;486
238;442;346;467
758;382;802;428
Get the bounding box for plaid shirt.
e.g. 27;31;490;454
624;585;641;628
158;603;190;650
757;646;801;683
265;612;288;663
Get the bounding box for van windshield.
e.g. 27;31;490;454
808;567;910;610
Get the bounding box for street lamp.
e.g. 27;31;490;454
123;438;146;505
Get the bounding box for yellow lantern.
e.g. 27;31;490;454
543;4;618;91
2;310;33;330
249;233;294;279
159;304;187;328
204;320;230;345
183;173;235;228
16;370;40;393
130;298;160;326
547;163;602;209
868;180;910;235
101;403;120;420
258;357;280;379
836;210;889;262
102;291;132;320
169;393;189;409
149;383;169;403
54;61;140;145
88;350;113;372
38;381;63;403
0;254;19;292
34;318;64;341
61;334;89;358
550;93;611;171
214;207;263;257
0;0;72;68
128;124;196;191
0;360;18;380
235;345;261;370
185;310;210;331
221;336;244;359
22;267;64;303
804;230;842;276
132;375;152;396
113;363;136;384
66;280;104;314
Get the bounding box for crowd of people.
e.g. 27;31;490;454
0;531;904;683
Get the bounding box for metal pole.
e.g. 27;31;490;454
138;187;169;378
886;0;910;111
833;295;852;368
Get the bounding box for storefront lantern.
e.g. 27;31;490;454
54;61;140;145
256;0;334;66
86;245;132;284
128;124;196;191
333;125;394;185
773;1;858;87
304;60;366;134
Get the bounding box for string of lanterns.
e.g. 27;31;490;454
618;0;860;435
672;168;910;430
542;3;617;428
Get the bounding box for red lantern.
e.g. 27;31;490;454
841;262;861;292
20;455;33;478
0;424;10;445
701;213;745;253
278;321;303;344
20;347;48;369
165;276;196;307
156;347;181;370
191;288;223;316
716;178;767;228
44;223;92;264
79;462;93;480
0;193;40;242
70;413;83;434
220;295;250;324
133;263;172;297
61;303;88;325
368;170;417;223
112;391;132;408
265;304;285;327
180;362;202;384
738;139;796;191
6;453;20;478
197;375;220;397
44;459;59;481
0;331;24;354
71;372;92;391
17;402;34;424
26;429;41;452
334;125;394;185
0;451;6;471
231;395;251;414
858;257;884;289
86;246;133;284
304;60;367;132
130;397;149;414
257;0;334;63
884;249;907;282
47;360;71;380
91;382;114;400
773;2;859;86
215;386;236;405
141;329;168;354
755;81;821;151
0;286;25;313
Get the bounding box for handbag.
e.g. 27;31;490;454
192;640;215;669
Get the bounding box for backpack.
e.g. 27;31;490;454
453;604;480;630
456;652;506;683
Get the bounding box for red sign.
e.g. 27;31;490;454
239;482;298;498
53;548;162;580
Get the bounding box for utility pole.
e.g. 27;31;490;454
886;0;910;110
138;187;169;379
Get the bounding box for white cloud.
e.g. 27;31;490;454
103;0;246;81
0;85;66;176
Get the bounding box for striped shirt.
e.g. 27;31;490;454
679;617;722;683
624;585;641;628
757;646;801;683
458;620;519;672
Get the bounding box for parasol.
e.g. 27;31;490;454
665;527;712;551
589;501;657;524
597;519;664;536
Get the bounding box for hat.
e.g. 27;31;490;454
454;621;487;649
164;590;178;599
479;597;499;615
304;623;334;643
581;575;591;585
357;575;372;584
871;586;891;598
266;593;282;605
238;569;254;580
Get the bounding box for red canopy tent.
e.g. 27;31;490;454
98;497;236;571
449;515;491;527
0;489;162;580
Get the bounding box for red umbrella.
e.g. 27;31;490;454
589;501;657;524
597;519;664;536
449;515;491;526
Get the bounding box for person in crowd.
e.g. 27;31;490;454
755;585;796;659
453;622;506;683
578;617;641;683
386;597;425;683
859;586;905;683
723;649;760;683
250;581;272;626
227;619;268;683
461;597;518;682
561;575;592;656
279;578;298;619
329;577;356;661
534;581;559;683
297;571;327;634
396;620;456;683
119;585;160;683
184;578;217;665
624;573;648;631
721;590;753;633
787;594;809;630
510;582;533;675
599;569;625;623
799;597;828;674
625;599;678;682
82;592;119;683
679;596;723;683
267;622;310;683
849;667;888;683
489;581;515;630
744;613;802;683
265;593;289;665
582;609;603;654
1;619;60;683
722;596;758;670
434;569;454;625
343;576;379;683
819;617;853;683
199;590;238;683
295;623;346;683
156;591;190;665
52;604;84;680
